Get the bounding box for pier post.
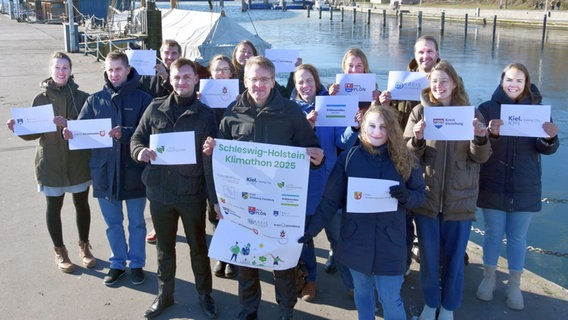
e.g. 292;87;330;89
399;10;403;28
383;9;386;27
353;8;356;24
341;7;344;22
307;6;310;18
440;11;445;36
319;8;322;19
465;13;468;37
492;15;497;47
476;7;480;16
367;9;371;25
330;7;333;20
542;14;547;48
418;11;422;31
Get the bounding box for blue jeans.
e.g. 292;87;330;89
481;208;533;271
414;214;471;311
350;269;406;320
98;198;146;270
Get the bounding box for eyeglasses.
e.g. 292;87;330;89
246;77;273;85
214;67;231;74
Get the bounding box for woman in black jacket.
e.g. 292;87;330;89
476;63;559;310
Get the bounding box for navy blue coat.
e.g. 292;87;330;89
305;144;426;276
79;68;152;200
477;84;559;212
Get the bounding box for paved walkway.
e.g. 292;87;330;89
1;12;567;320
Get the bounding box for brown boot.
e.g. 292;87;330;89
301;282;317;302
78;240;96;268
54;246;74;273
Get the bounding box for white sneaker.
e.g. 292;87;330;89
438;306;454;320
419;305;437;320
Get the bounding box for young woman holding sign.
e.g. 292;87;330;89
476;63;559;311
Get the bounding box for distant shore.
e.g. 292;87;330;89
346;2;568;29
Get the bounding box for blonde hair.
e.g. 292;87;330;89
342;48;371;73
359;105;417;181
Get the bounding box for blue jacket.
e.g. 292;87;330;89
79;68;152;200
305;144;426;275
477;84;559;212
291;87;355;214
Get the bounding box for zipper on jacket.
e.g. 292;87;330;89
439;141;448;213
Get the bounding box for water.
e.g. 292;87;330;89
156;1;568;288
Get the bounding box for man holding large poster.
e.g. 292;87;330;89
204;56;324;320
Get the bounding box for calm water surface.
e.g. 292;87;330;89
159;1;568;288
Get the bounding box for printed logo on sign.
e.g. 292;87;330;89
433;118;444;129
246;177;272;186
344;82;354;93
156;145;165;153
354;191;362;200
277;181;285;188
99;130;106;137
248;206;267;216
242;192;249;199
17;119;24;125
395;81;405;90
273;210;279;216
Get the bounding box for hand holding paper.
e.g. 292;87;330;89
137;148;157;163
543;122;558;139
389;185;409;204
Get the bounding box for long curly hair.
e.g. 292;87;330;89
359;105;417;181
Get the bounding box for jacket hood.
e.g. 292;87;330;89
40;76;80;92
103;67;142;94
419;88;437;107
491;83;542;105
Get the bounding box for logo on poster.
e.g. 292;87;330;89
433;118;444;129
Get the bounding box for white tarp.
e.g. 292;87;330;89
161;9;271;65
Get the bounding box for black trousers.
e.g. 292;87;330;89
150;198;212;297
46;188;91;247
238;266;297;317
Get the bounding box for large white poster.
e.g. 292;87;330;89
209;139;310;271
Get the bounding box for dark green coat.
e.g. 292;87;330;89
22;78;91;187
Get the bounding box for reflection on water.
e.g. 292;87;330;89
162;1;568;288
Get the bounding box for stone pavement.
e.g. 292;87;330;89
1;12;568;320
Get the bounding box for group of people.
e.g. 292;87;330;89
7;34;559;320
535;0;562;10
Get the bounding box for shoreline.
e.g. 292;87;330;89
341;3;568;29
